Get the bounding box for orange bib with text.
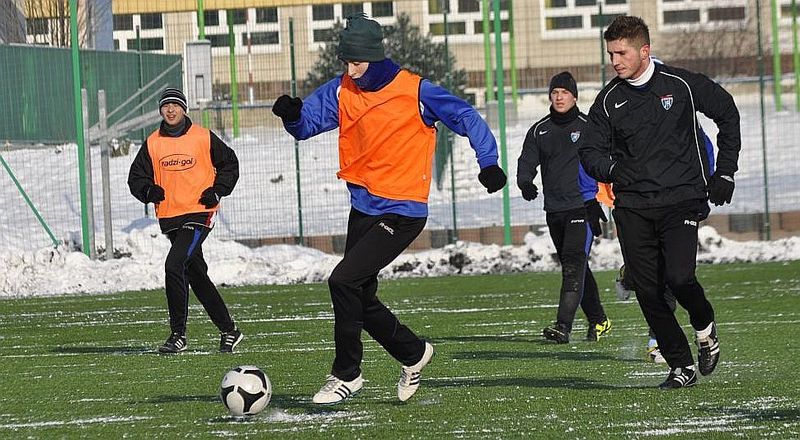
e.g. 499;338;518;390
147;124;216;218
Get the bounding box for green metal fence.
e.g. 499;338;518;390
0;45;181;144
2;0;799;257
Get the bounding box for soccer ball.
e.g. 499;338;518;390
220;365;272;416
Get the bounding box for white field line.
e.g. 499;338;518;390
0;416;152;429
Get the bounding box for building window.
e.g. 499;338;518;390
430;21;467;35
256;7;278;23
140;13;162;30
546;15;583;30
309;3;396;44
372;1;394;17
126;37;164;51
204;10;220;26
243;31;279;45
660;1;747;29
708;6;745;22
426;0;509;43
663;9;699;24
207;33;229;47
342;3;364;17
590;13;624;28
313;28;336;42
26;18;49;35
312;5;335;21
230;9;248;25
458;0;480;13
113;14;133;31
472;19;509;34
541;0;628;38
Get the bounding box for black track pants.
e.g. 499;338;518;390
546;208;606;332
165;225;235;335
613;199;714;368
329;208;427;381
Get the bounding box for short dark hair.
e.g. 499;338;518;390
603;15;650;47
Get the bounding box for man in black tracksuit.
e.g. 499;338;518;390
579;16;741;389
128;88;243;354
517;72;611;344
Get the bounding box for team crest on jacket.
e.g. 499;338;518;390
661;94;674;110
570;131;581;143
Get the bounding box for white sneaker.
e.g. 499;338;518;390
312;374;363;405
397;342;434;402
647;345;666;363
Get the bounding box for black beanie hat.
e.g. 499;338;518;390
159;88;188;112
548;71;578;99
337;13;385;62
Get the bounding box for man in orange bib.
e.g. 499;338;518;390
128;88;243;354
273;14;506;405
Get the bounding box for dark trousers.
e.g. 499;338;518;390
613;199;714;368
616;219;678;340
329;208;427;381
546;208;606;332
165;225;234;335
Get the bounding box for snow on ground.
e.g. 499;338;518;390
2;90;800;297
1;221;798;298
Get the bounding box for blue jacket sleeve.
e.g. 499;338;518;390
419;80;499;169
283;77;342;140
578;162;599;202
701;125;716;175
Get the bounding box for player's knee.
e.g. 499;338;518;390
164;255;186;276
665;271;696;292
327;270;353;292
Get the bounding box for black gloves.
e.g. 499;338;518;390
199;187;221;209
144;185;165;203
609;161;637;186
272;95;303;122
584;199;608;237
519;181;538;201
478;165;507;193
707;173;735;206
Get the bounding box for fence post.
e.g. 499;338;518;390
493;0;512;245
227;9;240;138
771;0;783;110
70;0;92;258
482;0;494;103
289;17;304;246
98;90;114;258
508;0;518;105
757;0;772;240
793;0;800;111
81;88;97;259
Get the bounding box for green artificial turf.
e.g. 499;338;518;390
0;261;798;438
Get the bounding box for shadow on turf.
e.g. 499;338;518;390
449;349;640;364
52;345;153;355
205;393;349;423
425;376;645;390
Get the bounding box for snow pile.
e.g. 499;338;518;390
1;221;797;298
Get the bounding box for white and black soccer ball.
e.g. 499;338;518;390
220;365;272;416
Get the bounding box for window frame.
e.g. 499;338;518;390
540;0;629;40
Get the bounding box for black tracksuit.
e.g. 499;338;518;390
329;209;427;381
518;106;607;332
579;63;741;368
128;118;239;335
